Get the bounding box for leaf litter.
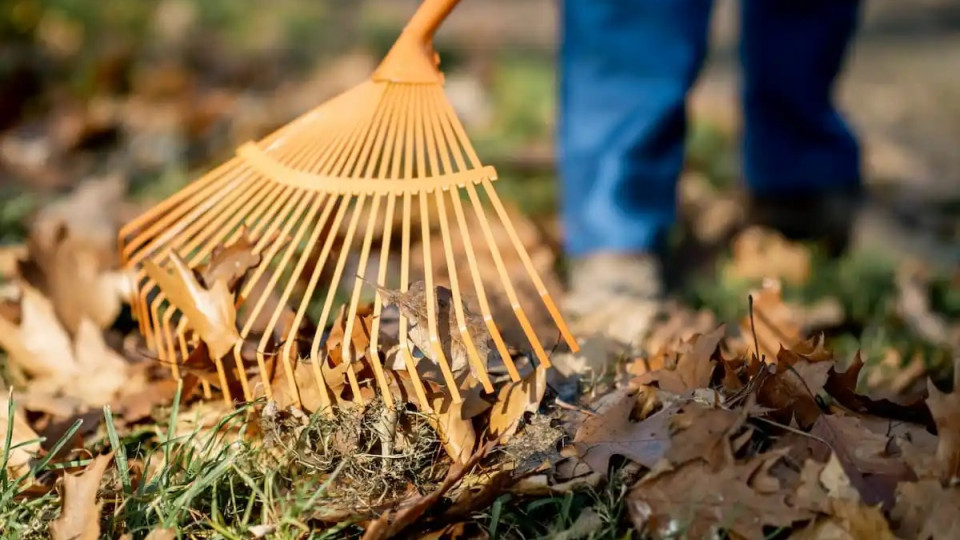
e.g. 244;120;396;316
1;175;959;539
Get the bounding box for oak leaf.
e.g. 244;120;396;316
628;453;811;540
633;326;724;394
573;389;675;473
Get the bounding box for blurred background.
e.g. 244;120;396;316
1;0;959;378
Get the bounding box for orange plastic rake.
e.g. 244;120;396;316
117;0;579;410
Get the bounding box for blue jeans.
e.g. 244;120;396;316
559;0;862;256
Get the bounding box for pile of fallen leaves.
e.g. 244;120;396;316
562;297;958;539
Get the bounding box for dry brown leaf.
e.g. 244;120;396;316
892;480;960;540
727;226;812;285
325;304;374;366
573;389;675;473
30;175;129;261
925;357;960;484
198;230;261;291
0;284;75;378
143;252;240;359
377;281;494;376
488;365;547;442
25;224;130;333
633;326;724;394
409;201;563;347
808;416;914;509
758;356;832;429
825;352;931;425
51;452;113;540
431;395;477;464
0;284;130;407
665;403;744;470
628;454;811;540
0;395;41;476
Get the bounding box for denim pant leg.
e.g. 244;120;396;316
740;0;863;197
559;0;713;257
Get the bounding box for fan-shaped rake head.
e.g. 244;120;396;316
117;0;579;410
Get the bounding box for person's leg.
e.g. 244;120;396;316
740;0;862;199
559;0;714;259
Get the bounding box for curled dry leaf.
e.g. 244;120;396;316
488;364;547;442
51;452;114;540
628;453;811;540
755;341;834;429
825;351;931;425
143;252;240;359
325;304;374;366
925;357;960;484
808;416;914;509
197;229;261;291
632;325;724;394
0;396;41;476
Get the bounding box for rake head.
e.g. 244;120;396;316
117;0;579;410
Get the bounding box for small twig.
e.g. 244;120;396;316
554;398;595;416
747;294;763;362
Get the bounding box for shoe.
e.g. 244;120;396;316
746;188;864;257
563;252;664;345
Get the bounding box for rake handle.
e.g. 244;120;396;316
372;0;462;84
403;0;462;44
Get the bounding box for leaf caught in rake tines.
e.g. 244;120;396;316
197;227;262;291
367;280;496;380
142;251;240;359
488;364;547;443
